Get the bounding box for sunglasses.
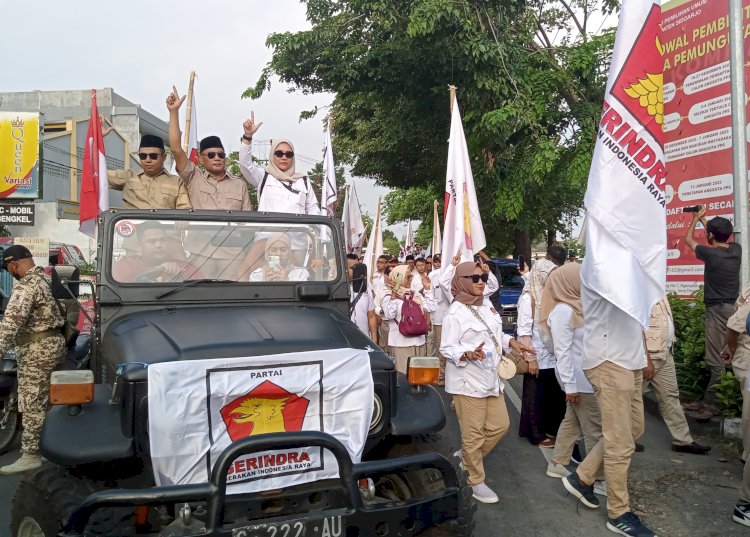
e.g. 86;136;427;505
203;151;226;159
138;152;162;160
274;150;295;159
462;274;489;284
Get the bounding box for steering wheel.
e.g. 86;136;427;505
135;266;166;283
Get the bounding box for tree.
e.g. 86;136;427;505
247;0;617;258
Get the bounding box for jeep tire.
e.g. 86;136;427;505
377;435;475;536
11;464;135;537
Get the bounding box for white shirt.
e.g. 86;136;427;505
239;143;321;215
437;264;499;303
440;302;513;397
429;267;450;325
381;289;437;347
516;294;556;370
249;266;310;281
350;286;374;338
581;279;646;371
548;304;591;394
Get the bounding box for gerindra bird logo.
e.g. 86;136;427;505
610;3;664;143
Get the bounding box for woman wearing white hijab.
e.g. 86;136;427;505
517;255;566;447
237;116;322;278
249;233;310;282
381;264;436;374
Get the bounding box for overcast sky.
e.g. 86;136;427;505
0;0;408;236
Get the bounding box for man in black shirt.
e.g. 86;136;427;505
685;206;741;419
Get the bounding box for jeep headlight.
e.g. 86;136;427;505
370;393;383;431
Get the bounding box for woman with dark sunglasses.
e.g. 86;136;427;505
441;261;534;504
235;114;322;278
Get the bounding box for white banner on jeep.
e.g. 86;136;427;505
147;348;374;494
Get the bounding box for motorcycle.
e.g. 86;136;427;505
0;347;20;454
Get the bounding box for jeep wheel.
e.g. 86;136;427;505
0;388;20;455
11;464;135;537
378;435;475;537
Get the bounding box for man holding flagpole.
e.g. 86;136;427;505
560;1;664;535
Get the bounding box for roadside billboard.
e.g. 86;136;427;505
0;112;41;199
662;0;750;295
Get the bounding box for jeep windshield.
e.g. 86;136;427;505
108;216;339;284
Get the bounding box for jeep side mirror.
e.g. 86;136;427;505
51;264;81;299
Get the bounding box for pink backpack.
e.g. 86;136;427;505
398;292;429;337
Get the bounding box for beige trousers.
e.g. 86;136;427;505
432;324;445;385
577;361;644;519
643;350;693;446
390;344;426;375
733;352;750;461
551;393;601;466
379;320;390;356
454;394;510;486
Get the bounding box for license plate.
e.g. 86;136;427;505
232;515;343;537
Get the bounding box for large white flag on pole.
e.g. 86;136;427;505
321;120;337;217
342;183;366;254
405;220;415;252
365;197;384;287
581;0;665;327
442;92;486;261
182;71;199;165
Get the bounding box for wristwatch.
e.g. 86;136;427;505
241;135;253;142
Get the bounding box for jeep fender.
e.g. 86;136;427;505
389;377;446;436
40;384;134;465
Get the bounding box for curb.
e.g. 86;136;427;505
642;390;722;436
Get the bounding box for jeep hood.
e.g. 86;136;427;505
100;305;393;374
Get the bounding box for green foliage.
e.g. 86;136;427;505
382;229;400;255
668;290;709;402
714;371;742;418
78;261;96;276
245;0;619;254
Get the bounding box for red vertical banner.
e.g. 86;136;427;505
662;0;750;295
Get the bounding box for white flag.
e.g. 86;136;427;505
581;0;665;327
365;198;384;287
431;200;442;257
321;126;337;217
342;183;366;254
405;220;415;252
442;98;486;262
148;348;373;494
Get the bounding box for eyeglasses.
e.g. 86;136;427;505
274;150;295;159
203;151;226;159
138;152;162;160
462;274;489;284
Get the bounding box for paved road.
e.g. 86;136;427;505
0;378;746;536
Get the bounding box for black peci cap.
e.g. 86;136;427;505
139;134;165;150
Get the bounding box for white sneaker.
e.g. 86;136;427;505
471;482;499;504
594;479;607;497
0;454;42;475
546;462;571;479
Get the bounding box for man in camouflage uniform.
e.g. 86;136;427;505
0;245;65;475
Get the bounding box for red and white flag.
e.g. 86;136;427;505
321;126;337;217
79;89;109;238
442;98;486;261
581;0;665;327
342;183;366;254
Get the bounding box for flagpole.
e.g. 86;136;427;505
432;199;440;255
182;71;196;153
369;197;381;285
449;85;456;113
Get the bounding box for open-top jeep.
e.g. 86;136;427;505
10;210;473;537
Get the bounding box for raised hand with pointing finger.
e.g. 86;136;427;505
242;111;263;142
